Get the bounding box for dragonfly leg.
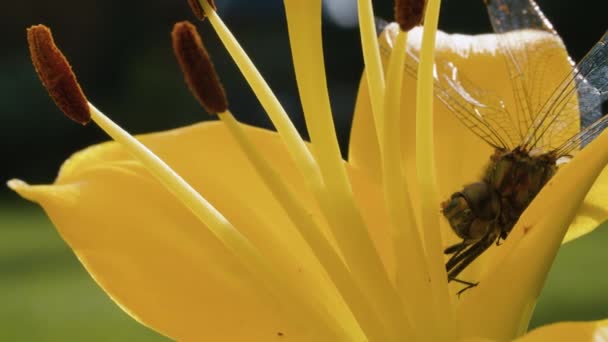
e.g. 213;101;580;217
444;240;469;256
450;277;479;297
446;230;500;295
445;241;476;272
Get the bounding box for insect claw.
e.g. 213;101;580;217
457;282;479;297
449;277;479;297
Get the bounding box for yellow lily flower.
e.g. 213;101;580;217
8;0;608;341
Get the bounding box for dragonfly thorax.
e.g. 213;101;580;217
483;148;557;234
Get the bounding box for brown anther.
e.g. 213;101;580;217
27;25;90;125
187;0;205;20
186;0;216;21
172;21;227;114
395;0;426;31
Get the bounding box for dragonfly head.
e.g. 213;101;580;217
442;182;501;241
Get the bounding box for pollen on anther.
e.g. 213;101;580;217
172;21;228;114
27;25;90;125
395;0;426;31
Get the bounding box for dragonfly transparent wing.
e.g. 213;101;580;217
538;32;608;156
485;0;578;151
486;0;608;153
403;44;519;150
485;0;556;34
393;0;575;152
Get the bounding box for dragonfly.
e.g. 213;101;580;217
402;0;608;293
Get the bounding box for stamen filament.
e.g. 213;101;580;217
170;21;360;338
197;4;407;331
381;29;432;336
198;1;326;199
357;0;386;139
415;0;454;338
173;11;397;338
283;1;409;340
192;12;381;328
218;110;389;341
88;103;262;267
88;103;349;341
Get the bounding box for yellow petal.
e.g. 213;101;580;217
514;320;608;342
563;167;608;243
10;121;394;341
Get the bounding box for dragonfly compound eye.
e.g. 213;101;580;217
459;182;501;222
441;194;475;240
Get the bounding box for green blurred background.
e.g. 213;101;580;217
1;0;607;340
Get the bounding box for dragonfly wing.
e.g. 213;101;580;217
404;43;517;150
484;0;579;151
578;32;608;120
485;0;555;34
543;32;608;156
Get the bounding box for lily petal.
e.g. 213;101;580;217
563;168;608;243
514;320;608;342
10;121;394;341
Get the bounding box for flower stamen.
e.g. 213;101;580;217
172;21;227;113
195;1;327;208
395;0;426;31
195;4;410;335
172;20;389;341
27;25;90;125
357;0;386;140
26;25;354;339
27;26;251;266
381;0;432;336
186;0;211;21
283;2;412;339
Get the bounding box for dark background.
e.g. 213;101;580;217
1;1;607;340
